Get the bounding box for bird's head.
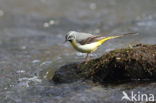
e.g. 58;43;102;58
65;31;77;42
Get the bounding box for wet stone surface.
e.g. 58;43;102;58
0;0;156;103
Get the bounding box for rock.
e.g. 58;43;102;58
53;44;156;83
52;63;85;83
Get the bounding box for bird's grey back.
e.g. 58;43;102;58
75;32;94;42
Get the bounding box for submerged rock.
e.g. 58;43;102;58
53;44;156;83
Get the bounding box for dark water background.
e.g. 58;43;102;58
0;0;156;103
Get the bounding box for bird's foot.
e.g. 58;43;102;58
84;53;90;64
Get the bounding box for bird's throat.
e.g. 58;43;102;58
71;39;77;48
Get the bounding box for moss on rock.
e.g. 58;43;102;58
53;44;156;83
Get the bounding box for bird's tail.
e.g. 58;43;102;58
98;32;139;45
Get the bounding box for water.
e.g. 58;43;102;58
0;0;156;102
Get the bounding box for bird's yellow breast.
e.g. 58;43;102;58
71;40;100;53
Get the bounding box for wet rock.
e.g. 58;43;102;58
53;63;85;83
53;44;156;83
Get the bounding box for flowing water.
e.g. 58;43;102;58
0;0;156;103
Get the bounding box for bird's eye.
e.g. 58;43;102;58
68;36;72;39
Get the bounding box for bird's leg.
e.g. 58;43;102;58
85;53;90;64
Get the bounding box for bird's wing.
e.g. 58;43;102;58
77;35;105;45
76;32;139;45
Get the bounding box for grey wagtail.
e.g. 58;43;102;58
65;31;138;63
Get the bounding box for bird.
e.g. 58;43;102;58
65;31;138;63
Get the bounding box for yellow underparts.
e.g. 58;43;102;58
71;35;122;53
